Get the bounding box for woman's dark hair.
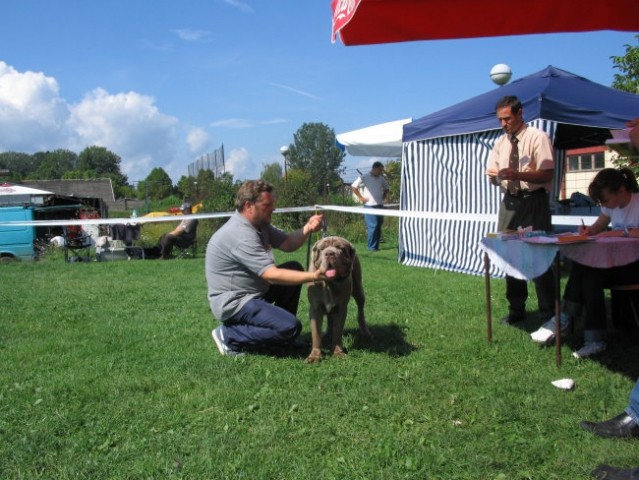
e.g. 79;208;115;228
235;180;274;211
588;167;639;203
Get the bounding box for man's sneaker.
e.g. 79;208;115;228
530;313;571;345
211;326;244;357
572;341;606;359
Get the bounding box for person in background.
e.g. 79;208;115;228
530;167;639;358
205;180;328;356
485;95;556;325
581;118;639;480
351;161;389;251
157;202;198;259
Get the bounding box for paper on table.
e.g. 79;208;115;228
522;236;558;244
523;234;594;245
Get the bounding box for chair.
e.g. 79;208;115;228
108;224;144;260
175;239;197;259
62;225;93;263
609;284;639;329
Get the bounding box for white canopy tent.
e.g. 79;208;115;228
0;183;53;206
0;184;53;196
336;118;411;157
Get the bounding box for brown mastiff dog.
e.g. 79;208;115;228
306;236;370;363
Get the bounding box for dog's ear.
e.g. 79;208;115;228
311;239;323;269
345;244;355;262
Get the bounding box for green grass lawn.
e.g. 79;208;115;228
2;237;639;479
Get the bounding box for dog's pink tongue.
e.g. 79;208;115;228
325;269;337;278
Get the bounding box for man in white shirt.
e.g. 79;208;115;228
351;161;389;251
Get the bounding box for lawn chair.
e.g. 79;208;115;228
62;225;93;263
108;223;144;260
175;239;197;259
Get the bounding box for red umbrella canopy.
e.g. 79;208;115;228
332;0;639;46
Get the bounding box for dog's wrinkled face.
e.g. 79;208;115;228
312;236;355;280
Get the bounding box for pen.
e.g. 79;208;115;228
581;218;585;227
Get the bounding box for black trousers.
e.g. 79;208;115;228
498;190;555;319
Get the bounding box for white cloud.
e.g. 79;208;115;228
210;118;253;129
0;61;70;151
0;61;206;183
186;127;212;155
224;0;253;13
171;29;211;42
224;147;259;180
67;88;179;182
260;117;287;125
270;83;321;101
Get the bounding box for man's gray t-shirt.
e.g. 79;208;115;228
205;211;287;321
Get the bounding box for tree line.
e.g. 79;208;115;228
0;123;400;226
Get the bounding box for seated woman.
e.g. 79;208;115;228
530;167;639;358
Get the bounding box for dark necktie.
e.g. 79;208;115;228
508;135;520;194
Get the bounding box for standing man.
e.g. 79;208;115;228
205;180;328;356
485;96;555;325
351;161;389;251
157;202;198;259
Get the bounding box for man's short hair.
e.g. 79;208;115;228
495;96;522;114
180;202;192;211
235;180;274;211
372;161;384;169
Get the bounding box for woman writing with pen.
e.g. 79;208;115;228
530;167;639;358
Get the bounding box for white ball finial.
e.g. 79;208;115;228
490;64;512;86
279;145;289;156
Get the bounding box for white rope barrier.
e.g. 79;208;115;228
0;202;598;227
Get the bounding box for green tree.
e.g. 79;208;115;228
275;168;317;231
0;152;37;181
175;175;193;200
139;167;173;201
611;35;639;94
610;35;639;176
28;149;77;180
384;158;401;204
77;146;129;195
205;172;238;212
285;123;345;195
195;169;217;204
260;162;283;185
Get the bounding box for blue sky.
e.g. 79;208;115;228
0;0;636;185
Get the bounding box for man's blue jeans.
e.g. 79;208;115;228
220;261;303;351
364;205;384;251
626;378;639;424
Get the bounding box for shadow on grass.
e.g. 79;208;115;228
350;323;417;357
501;303;639;381
248;323;416;360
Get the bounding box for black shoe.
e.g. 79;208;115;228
500;313;526;325
592;464;639;479
580;413;639;439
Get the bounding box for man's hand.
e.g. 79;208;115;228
303;214;324;235
497;167;517;180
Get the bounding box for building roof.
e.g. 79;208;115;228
22;178;114;201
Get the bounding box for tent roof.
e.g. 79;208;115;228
0;183;53;196
403;66;639;148
332;0;639;46
336;118;411;157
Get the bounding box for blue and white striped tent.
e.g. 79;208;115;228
399;66;639;276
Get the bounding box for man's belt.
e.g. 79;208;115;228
507;189;546;198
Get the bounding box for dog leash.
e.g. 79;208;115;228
305;207;327;270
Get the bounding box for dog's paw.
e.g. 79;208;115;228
331;346;347;358
305;348;322;364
